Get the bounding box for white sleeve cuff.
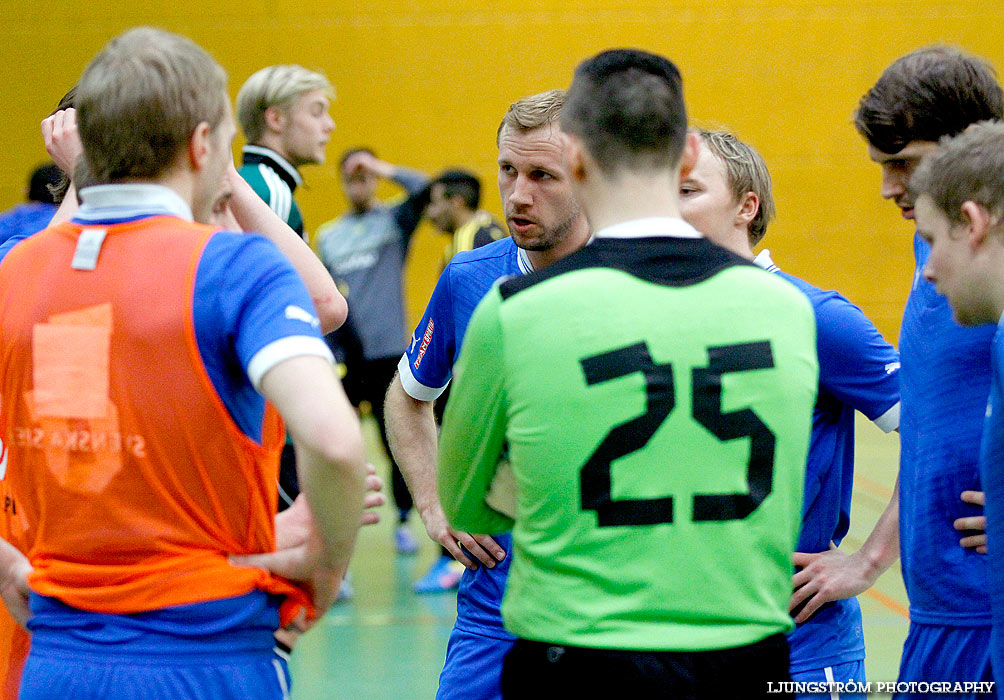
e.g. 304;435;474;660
872;401;900;433
247;336;334;391
397;354;448;402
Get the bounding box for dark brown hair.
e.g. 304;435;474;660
855;46;1003;154
562;49;687;173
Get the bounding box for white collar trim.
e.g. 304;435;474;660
77;184;193;221
593;217;702;240
753;249;779;272
517;247;533;274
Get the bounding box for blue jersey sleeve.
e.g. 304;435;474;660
194;232;332;442
812;290;900;427
0;233;33;265
398;264;457;401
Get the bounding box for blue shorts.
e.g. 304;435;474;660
436;628;514;700
791;660;866;699
895;622;996;699
20;592;290;700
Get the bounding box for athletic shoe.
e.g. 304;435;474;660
395;524;419;555
413;555;464;594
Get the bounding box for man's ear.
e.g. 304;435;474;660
678;132;700;180
563;133;588;184
736;191;760;230
264;105;286;133
188;121;212;170
962;200;991;251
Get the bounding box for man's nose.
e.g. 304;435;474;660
880;167;906;201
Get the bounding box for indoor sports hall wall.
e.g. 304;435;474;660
3;1;1001;341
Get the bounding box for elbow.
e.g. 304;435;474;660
318;422;366;472
384;375;411;419
295;408;366;474
315;290;348;334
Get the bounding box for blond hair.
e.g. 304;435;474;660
497;89;565;144
236;65;333;143
696;129;775;247
77;27;228;184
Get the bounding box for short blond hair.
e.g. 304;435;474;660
77;27;228;185
696;129;775;247
236;65;334;143
497;89;565;144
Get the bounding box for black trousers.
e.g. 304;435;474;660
342;355;414;518
501;633;793;700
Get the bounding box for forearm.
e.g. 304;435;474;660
384;376;442;519
294;380;366;571
296;443;366;572
0;537;30;627
261;357;366;570
226;168;347;333
391;166;429;194
856;475;900;579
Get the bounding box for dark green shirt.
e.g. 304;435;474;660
238;145;304;239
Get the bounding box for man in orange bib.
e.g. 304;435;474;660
0;27;366;700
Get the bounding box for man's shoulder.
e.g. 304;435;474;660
775;270;843;306
441;238;522;301
469;211;507;240
0;204;55;248
237;160;265;178
236;161;279;195
449;236;518;268
200;230;289;275
775;269;879;332
315;213;355;239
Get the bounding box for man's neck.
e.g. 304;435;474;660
350;199;375;215
718;227;755;260
580;169;682;233
986;251;1004;325
453;207;476;231
255;136;296;169
140;170;195;212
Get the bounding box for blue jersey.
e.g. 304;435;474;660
757;252;900;673
399;237;530;401
981;321;1004;683
900;233;992;625
0;202;56;247
399;237;530;638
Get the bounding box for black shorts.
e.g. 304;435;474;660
501;633;792;700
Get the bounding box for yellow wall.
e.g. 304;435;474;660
4;1;1002;341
